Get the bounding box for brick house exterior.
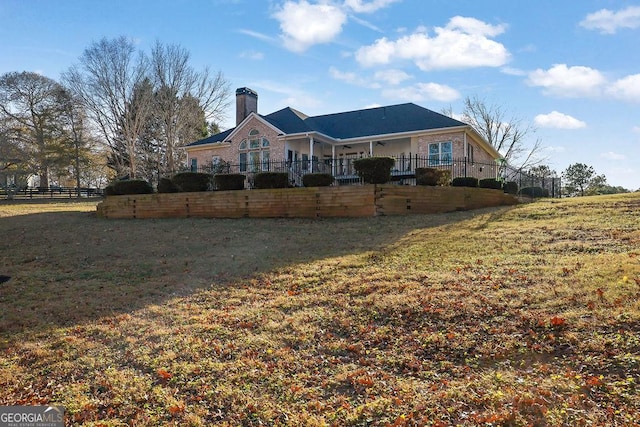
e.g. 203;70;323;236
185;88;502;179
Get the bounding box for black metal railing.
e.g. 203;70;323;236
183;155;561;197
0;187;104;200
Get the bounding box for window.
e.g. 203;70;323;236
239;131;270;172
190;158;198;172
239;152;247;172
428;141;452;166
466;144;474;162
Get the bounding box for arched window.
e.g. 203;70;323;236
239;131;270;172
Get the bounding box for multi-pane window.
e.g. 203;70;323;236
466;144;474;162
239;129;270;172
428;141;452;166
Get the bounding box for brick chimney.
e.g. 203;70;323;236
236;87;258;126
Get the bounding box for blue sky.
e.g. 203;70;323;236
1;0;639;189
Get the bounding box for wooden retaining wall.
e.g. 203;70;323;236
96;185;517;219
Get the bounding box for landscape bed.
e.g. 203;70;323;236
0;194;639;425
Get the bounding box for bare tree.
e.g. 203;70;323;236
150;41;230;176
64;36;152;179
459;96;544;169
0;71;71;188
57;89;102;192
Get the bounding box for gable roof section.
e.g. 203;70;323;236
262;107;313;134
186;127;234;147
187;102;469;147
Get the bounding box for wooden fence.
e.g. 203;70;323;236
97;185;518;219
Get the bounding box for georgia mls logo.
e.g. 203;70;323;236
0;406;64;427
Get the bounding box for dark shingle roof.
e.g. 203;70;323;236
262;107;312;134
186;127;234;147
303;103;465;139
187;103;466;147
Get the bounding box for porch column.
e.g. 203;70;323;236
369;141;373;156
309;136;314;173
332;145;336;176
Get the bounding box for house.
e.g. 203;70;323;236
185;88;503;184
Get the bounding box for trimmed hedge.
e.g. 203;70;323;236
302;173;334;187
451;177;479;188
254;172;289;189
503;181;518;195
171;172;213;192
104;179;153;196
214;174;245;191
415;168;451;186
353;157;395;184
519;186;549;198
479;178;503;190
157;177;180;193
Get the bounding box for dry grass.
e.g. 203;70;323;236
1;194;639;426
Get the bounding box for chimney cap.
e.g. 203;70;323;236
236;87;258;97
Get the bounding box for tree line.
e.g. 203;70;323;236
0;36;230;189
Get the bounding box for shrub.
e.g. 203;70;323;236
104;179;153;196
479;178;503;190
415;168;451;186
302;173;334;187
171;172;213;192
157;177;180;193
214;174;245;191
353;157;395;184
503;181;518;194
451;177;479;188
519;186;548;198
254;172;289;189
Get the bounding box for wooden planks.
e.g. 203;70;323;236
375;185;517;215
96;185;516;219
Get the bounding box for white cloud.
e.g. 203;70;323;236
373;69;411;85
606;73;640;102
600;151;627;161
238;29;275;42
544;145;566;154
329;66;380;88
252;80;323;110
580;6;640;34
526;64;606;97
633;126;640;134
382;82;460;102
239;50;264;60
344;0;400;13
273;1;347;52
501;66;527;76
355;16;509;70
349;15;383;32
534;111;586;129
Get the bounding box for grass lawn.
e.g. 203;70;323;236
0;194;639;426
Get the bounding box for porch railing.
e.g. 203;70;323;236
184;155;561;197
